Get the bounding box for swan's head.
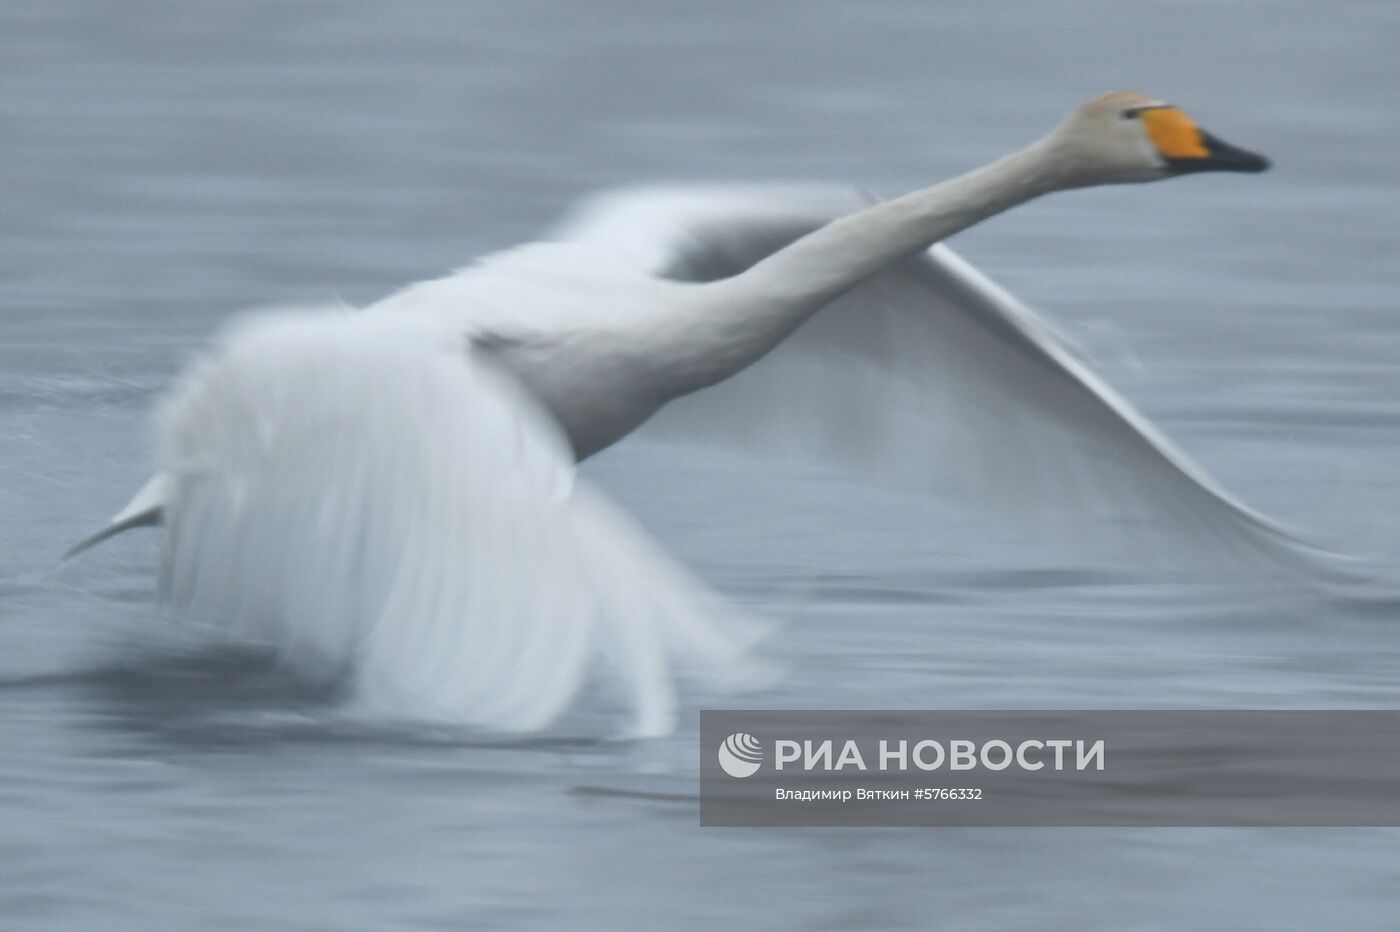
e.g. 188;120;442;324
1047;91;1270;188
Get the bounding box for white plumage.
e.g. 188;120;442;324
556;185;1313;568
154;309;765;736
73;92;1326;735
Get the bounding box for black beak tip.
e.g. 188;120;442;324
1201;130;1271;174
1238;150;1271;173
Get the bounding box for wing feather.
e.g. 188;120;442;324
556;184;1338;574
156;308;765;736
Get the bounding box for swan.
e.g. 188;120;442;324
70;91;1299;736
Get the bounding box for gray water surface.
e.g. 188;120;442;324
4;1;1400;929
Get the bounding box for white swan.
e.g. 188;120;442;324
72;91;1299;736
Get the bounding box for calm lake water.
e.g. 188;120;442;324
4;1;1400;928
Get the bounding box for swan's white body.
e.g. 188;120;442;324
75;94;1312;736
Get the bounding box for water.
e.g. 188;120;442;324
4;1;1400;927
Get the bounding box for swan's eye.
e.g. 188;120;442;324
1120;103;1173;122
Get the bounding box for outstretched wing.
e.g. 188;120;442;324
554;184;1334;573
156;308;766;736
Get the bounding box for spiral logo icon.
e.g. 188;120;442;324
717;732;763;778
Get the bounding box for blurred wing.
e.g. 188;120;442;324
555;184;1329;572
157;309;765;737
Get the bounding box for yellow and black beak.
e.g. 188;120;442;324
1138;106;1271;175
1170;128;1271;174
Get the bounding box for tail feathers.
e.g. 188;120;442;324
64;474;169;558
153;308;768;736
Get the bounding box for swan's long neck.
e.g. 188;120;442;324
670;138;1066;393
